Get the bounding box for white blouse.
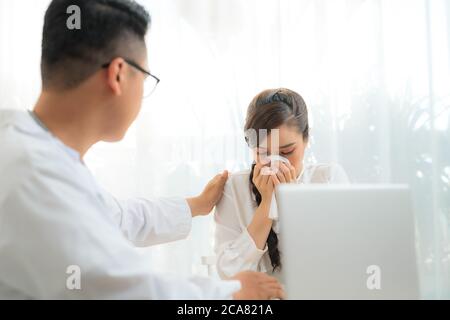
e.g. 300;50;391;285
214;163;350;279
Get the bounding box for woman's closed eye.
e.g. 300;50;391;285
280;148;295;156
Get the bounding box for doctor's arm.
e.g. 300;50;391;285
109;171;229;247
0;172;281;300
186;170;229;216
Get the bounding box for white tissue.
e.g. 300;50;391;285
268;193;279;220
260;155;290;176
261;154;290;165
261;155;290;221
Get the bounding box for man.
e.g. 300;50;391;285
0;0;284;299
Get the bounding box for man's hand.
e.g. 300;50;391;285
231;271;285;300
187;170;229;217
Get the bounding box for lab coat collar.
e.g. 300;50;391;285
26;110;83;163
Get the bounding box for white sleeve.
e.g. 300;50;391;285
0;164;240;300
105;195;193;247
214;182;267;279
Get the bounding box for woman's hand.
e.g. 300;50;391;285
271;162;297;187
252;162;276;202
249;161;295;250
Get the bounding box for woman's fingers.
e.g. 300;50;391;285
272;162;291;183
271;174;281;186
280;162;292;182
261;172;271;186
253;162;263;179
275;166;286;183
289;164;297;182
253;173;263;188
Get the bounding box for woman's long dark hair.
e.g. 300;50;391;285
244;88;309;272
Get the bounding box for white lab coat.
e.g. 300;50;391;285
0;110;240;299
214;163;349;279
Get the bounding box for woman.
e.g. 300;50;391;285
214;88;349;280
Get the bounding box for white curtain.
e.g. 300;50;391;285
0;0;448;298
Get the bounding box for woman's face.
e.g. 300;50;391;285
253;124;307;178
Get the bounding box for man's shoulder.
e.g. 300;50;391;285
0;110;71;190
1;110;53;158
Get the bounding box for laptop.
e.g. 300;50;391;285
275;184;420;299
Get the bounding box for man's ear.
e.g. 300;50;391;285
106;57;126;96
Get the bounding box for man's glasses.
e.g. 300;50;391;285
102;58;160;98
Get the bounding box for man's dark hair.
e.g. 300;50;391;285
41;0;151;90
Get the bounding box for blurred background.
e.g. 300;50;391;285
0;0;448;298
